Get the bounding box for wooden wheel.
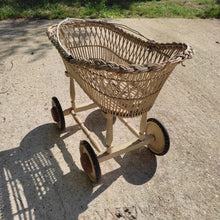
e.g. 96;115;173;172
51;97;65;131
80;140;101;183
146;118;170;156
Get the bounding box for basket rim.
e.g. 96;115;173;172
47;18;194;74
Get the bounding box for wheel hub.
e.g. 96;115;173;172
146;118;170;155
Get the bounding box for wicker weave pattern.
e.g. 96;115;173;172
47;18;193;117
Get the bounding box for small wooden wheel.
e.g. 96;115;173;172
146;118;170;156
80;140;101;183
51;97;65;131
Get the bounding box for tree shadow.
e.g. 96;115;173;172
0;19;55;62
0;111;156;219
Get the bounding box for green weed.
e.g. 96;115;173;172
0;0;219;19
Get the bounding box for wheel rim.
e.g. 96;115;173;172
80;141;101;183
80;149;96;182
146;118;170;155
51;106;59;122
51;97;65;131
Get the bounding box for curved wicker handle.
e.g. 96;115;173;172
55;18;193;67
56;18;76;57
112;23;154;42
56;17;154;57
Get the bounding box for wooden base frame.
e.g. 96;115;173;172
51;74;171;183
62;76;158;163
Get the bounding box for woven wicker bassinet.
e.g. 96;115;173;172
47;18;193;118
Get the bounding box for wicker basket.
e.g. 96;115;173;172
47;18;193;118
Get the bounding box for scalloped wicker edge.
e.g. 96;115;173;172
46;19;193;74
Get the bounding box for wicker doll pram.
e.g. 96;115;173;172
47;18;193;183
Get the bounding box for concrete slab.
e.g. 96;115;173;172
0;18;219;219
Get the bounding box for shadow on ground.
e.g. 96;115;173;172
0;110;156;219
0;19;55;62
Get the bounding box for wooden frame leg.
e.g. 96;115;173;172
139;112;147;141
70;111;103;153
70;77;75;110
63;77;76;116
105;113;113;153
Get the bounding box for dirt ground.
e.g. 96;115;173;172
0;18;219;220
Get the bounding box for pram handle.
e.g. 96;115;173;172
56;18;193;65
111;23;154;42
56;18;154;56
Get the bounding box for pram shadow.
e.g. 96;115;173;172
0;111;156;219
84;109;117;146
85;109;157;185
